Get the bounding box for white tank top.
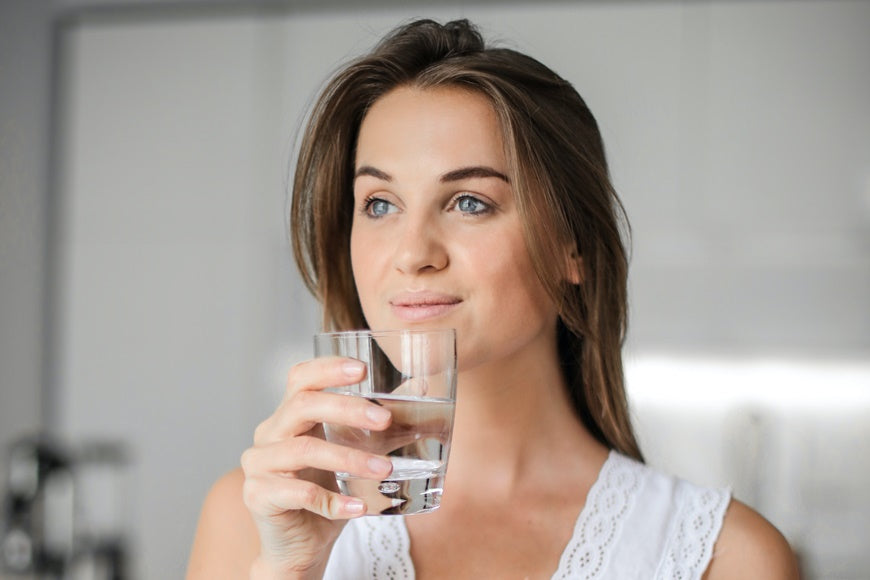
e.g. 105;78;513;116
324;451;730;579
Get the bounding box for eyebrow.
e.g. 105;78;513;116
441;166;510;184
354;165;510;184
354;165;393;181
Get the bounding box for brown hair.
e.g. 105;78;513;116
290;19;642;461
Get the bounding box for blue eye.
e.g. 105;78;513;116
364;198;396;218
456;195;490;215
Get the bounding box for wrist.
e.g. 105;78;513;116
250;557;323;580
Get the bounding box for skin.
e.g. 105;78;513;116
187;86;799;579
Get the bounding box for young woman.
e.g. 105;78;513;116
188;19;799;579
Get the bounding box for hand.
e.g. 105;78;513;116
325;384;452;458
240;357;394;578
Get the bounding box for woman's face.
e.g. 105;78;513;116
351;86;559;372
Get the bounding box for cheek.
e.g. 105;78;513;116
349;230;368;298
474;238;553;317
350;225;375;277
350;227;385;316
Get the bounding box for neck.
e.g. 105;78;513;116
443;336;607;501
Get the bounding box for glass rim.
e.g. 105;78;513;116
315;328;456;339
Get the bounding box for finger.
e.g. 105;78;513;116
241;436;393;480
243;474;368;520
255;390;392;444
254;357;372;444
284;357;367;400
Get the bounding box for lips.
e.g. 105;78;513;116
389;291;462;322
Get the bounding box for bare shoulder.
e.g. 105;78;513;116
703;499;801;579
186;468;260;579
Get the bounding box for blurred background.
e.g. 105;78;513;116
1;0;868;578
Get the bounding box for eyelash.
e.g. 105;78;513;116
361;197;393;218
451;194;492;216
360;194;493;219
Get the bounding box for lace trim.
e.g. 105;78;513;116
554;452;641;579
352;454;728;580
655;482;730;580
365;516;412;579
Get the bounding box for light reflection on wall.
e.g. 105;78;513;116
627;355;870;578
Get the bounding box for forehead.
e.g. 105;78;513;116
355;85;507;172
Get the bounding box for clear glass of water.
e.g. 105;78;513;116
314;329;457;516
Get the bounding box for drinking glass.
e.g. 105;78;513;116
314;329;457;515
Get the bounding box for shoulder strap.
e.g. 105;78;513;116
363;516;414;579
655;480;731;580
324;516;414;579
554;451;643;579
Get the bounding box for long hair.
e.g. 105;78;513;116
290;19;642;461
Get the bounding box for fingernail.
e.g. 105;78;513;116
366;404;391;424
368;456;393;475
344;499;365;514
342;361;365;377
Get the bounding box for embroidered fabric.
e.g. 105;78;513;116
655;481;731;580
364;516;412;579
324;451;731;580
554;452;641;579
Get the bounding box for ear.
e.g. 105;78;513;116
564;248;584;285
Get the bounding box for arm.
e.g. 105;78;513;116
703;499;801;580
187;468;260;579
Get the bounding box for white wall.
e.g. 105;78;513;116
44;1;870;579
54;13;313;577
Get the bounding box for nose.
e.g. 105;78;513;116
392;215;448;274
